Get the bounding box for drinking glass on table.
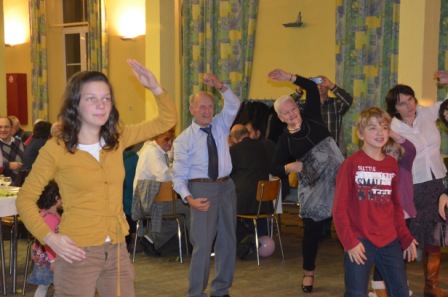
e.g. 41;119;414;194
2;177;11;188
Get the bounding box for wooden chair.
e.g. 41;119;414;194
237;177;284;265
132;181;188;263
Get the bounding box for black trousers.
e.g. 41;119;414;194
302;217;324;271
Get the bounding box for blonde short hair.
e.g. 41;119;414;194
356;107;391;133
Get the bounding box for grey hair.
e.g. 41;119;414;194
274;95;295;115
189;92;215;108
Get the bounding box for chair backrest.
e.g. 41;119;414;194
154;181;175;202
255;178;281;216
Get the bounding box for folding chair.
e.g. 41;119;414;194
237;177;284;265
132;181;188;263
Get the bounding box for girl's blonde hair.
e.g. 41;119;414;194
383;138;403;161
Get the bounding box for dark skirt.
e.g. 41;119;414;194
409;178;445;246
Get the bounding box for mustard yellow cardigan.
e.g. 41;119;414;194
16;91;177;247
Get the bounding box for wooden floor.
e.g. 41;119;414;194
7;206;448;296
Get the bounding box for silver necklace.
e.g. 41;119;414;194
287;122;302;133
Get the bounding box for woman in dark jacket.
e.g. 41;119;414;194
268;69;344;293
22;121;52;170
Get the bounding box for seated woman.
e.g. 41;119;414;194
22;121;52;170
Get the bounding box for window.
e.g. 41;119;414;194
63;26;88;81
62;0;88;81
63;0;87;24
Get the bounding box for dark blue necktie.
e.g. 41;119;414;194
200;126;219;180
164;153;170;166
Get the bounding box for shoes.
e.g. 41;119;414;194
237;234;256;260
139;237;161;257
239;244;255;260
302;274;314;293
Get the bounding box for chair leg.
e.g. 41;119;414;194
22;239;33;296
0;223;6;295
8;229;12;276
132;220;141;263
181;216;189;256
175;218;183;263
266;218;273;237
273;217;284;259
253;219;260;266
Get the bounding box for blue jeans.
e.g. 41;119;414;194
344;238;408;297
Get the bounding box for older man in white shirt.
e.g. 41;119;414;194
133;129;190;257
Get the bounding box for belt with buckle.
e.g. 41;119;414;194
189;176;230;183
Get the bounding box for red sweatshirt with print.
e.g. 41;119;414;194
332;149;414;252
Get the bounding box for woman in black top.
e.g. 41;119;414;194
268;69;344;293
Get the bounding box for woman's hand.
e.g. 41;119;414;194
127;59;160;90
287;161;303;173
434;70;448;85
388;130;405;144
186;196;210;212
44;232;86;264
403;239;418;262
268;69;293;82
439;193;448;220
9;162;22;171
347;242;367;265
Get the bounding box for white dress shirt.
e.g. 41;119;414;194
391;101;446;184
173;87;241;201
133;140;172;193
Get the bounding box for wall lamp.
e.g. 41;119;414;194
118;8;145;40
4;15;29;47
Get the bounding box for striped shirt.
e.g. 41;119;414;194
292;85;353;145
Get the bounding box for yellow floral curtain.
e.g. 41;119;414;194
182;0;259;129
87;0;108;74
336;0;400;155
29;0;48;121
438;1;448;154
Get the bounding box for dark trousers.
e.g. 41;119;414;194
125;215;137;248
302;217;324;271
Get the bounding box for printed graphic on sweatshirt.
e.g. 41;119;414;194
355;165;395;205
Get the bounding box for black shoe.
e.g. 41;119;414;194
302;275;314;293
239;244;255;260
139;238;161;257
237;234;256;260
